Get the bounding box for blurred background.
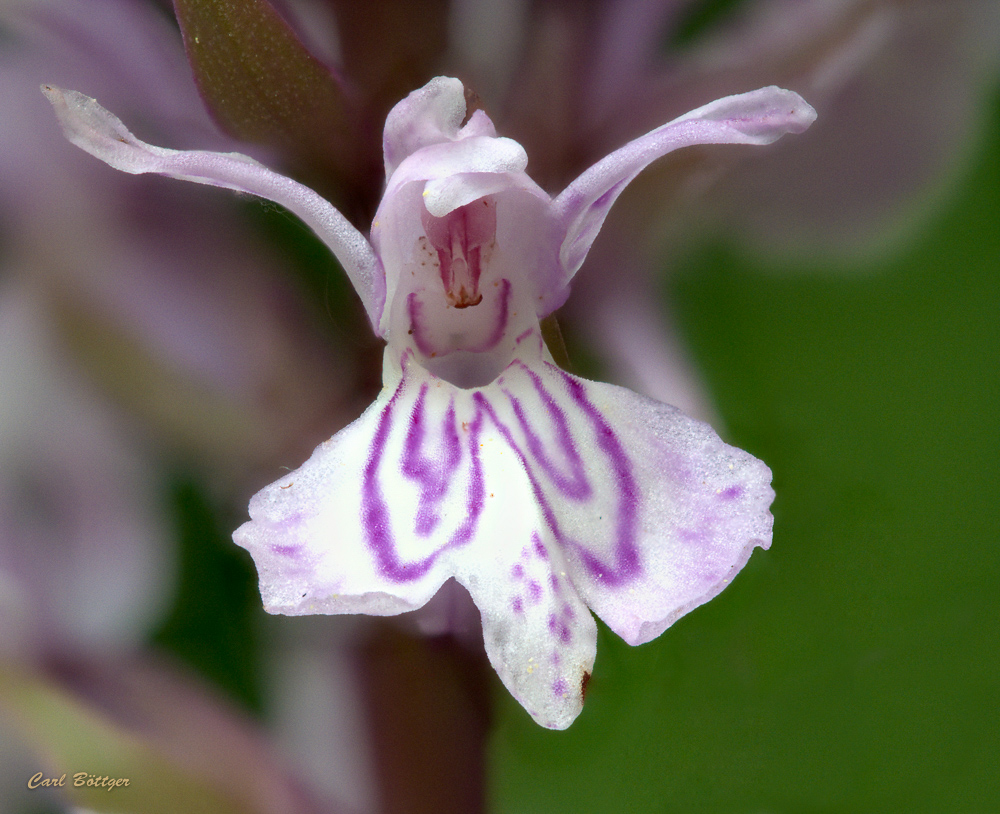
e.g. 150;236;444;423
0;1;998;812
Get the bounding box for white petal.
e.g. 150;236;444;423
488;361;773;646
457;522;597;730
234;361;463;616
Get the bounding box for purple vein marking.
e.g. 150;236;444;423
406;293;436;356
406;279;511;357
401;384;462;536
473;365;641;587
479;279;512;351
362;373;487;583
504;364;590;499
557;366;639;583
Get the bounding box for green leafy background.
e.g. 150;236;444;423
489;77;1000;814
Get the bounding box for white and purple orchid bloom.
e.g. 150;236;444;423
44;76;814;728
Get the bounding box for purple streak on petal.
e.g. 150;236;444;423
719;485;743;500
504;366;590;500
362;379;432;581
401;385;462;536
527;581;542;604
479;278;513;351
511;563;524;580
472;364;643;587
533;534;548;559
271;544;302;558
457;407;489;549
553;678;568;698
515;327;535;345
361;376;486;583
512;596;524;614
559;367;641;585
407;279;511;356
406;293;435;356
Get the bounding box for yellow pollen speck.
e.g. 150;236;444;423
422;189;429;196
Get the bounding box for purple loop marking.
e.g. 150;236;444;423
361;376;485;582
400;384;461;536
361;357;640;586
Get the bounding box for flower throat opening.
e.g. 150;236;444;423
421;197;497;309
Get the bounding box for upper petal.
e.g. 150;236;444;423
383;76;468;178
384;135;529;208
553;86;817;280
42;85;386;327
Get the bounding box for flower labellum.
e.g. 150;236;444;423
44;77;815;728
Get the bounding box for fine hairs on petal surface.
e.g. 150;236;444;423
46;76;812;728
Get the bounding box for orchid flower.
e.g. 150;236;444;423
44;76;814;728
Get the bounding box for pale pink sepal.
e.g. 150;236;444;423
41;85;386;327
554;86;817;278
